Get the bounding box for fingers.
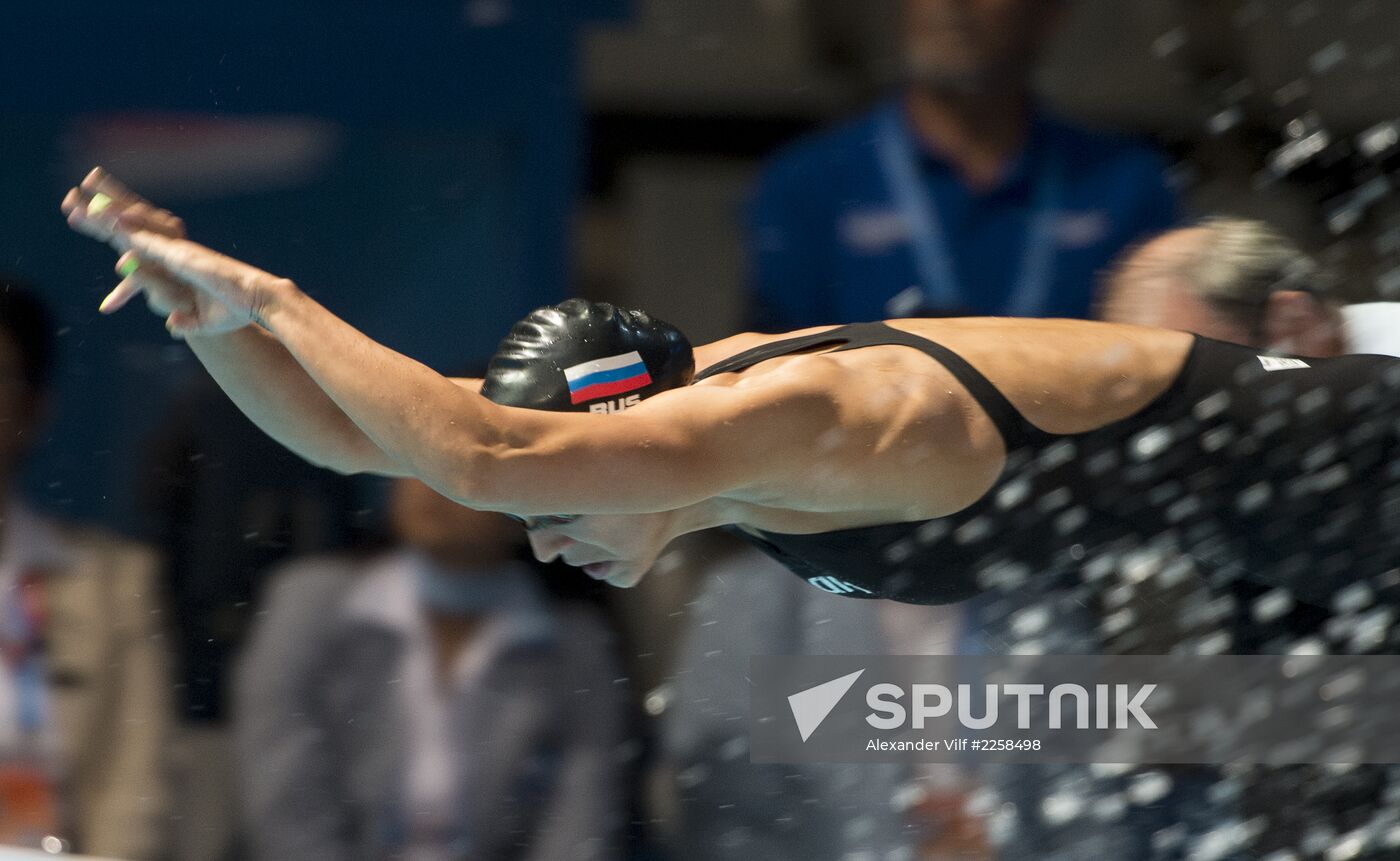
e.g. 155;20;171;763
165;309;198;340
100;252;193;316
99;250;150;314
116;250;140;279
61;167;187;246
124;231;270;324
63;182;128;244
124;232;202;279
98;277;144;315
145;277;196;317
79;166;136;206
126;231;255;296
64;190;119;243
100;273;194;317
116;200;185;239
65;169;208;329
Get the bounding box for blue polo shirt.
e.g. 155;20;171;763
745;98;1180;330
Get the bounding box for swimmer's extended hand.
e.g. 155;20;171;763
61;166;187;247
115;232;289;337
62;167;277;337
61;168;419;478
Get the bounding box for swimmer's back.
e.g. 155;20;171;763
700;321;1400;613
694;317;1195;439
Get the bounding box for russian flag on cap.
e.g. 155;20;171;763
564;351;653;405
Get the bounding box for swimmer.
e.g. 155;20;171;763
62;169;1400;611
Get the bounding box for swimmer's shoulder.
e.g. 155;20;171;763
694;318;1194;401
884;317;1196;433
885;317;1191;364
884;314;1183;342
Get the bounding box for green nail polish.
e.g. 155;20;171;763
87;193;113;216
119;258;139;278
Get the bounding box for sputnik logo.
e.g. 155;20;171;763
788;669;865;742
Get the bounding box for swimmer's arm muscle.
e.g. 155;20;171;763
456;382;851;514
250;285;553;500
183;325;413;477
259;283;986;516
457;372;986;517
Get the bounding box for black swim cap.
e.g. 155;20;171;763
481;299;694;413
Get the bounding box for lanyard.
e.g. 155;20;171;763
875;103;1064;316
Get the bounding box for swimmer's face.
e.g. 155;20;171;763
903;0;1063;89
518;511;676;589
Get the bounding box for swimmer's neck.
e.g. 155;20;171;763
660;496;917;543
655;496;791;546
661;498;746;542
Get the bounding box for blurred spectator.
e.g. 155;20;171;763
138;367;361;861
745;0;1179;330
0;279;171;858
1100;217;1400;357
647;531;921;861
235;477;628;861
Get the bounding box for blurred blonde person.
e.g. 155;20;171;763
1100;217;1400;357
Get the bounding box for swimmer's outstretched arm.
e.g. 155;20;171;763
62;169;410;476
61;181;757;507
120;236;800;513
185;326;416;476
165;238;991;518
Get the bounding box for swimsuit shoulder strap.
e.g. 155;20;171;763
693;322;1048;450
692;327;863;381
833;322;1048;450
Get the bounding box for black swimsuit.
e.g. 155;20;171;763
692;322;1400;623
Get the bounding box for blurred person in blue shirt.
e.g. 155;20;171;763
746;0;1180;330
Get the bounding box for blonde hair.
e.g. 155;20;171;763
1114;218;1329;335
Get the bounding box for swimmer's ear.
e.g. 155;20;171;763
1261;291;1344;358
